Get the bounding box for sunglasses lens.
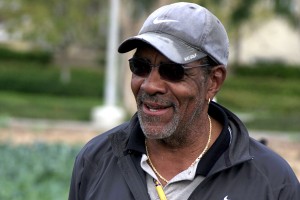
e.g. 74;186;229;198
128;57;185;81
129;58;151;77
159;63;184;81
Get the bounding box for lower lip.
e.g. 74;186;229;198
142;104;171;116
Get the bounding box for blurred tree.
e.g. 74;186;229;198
228;0;259;65
1;0;107;50
273;0;299;27
0;0;108;83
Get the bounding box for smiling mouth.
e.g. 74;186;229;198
137;92;174;115
142;102;172;116
145;104;166;112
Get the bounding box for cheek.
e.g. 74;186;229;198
175;81;201;98
174;81;206;109
170;85;196;111
131;75;143;98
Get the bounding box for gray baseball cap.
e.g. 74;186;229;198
118;2;229;66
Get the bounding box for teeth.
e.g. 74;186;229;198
146;104;161;112
149;108;158;112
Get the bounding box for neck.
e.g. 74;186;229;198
145;115;216;184
148;112;212;147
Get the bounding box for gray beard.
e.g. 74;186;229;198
137;96;204;147
137;108;179;140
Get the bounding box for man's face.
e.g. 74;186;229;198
131;46;209;142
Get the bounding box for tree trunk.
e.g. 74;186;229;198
232;27;242;71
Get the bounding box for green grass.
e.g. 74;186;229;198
0;91;102;121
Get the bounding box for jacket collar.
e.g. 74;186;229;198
206;103;253;176
125;102;250;177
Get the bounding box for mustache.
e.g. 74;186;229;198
136;92;175;107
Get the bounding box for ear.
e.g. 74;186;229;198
206;65;227;101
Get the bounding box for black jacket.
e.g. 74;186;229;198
68;103;300;200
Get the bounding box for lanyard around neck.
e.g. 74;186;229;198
153;178;167;200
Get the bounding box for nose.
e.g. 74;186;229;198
141;67;167;95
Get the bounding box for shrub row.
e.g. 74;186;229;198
0;61;299;97
232;63;300;79
0;47;52;64
0;62;104;97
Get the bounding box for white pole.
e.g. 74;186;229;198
91;0;125;130
105;0;120;106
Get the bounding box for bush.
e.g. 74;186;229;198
218;64;300;131
0;62;104;97
232;63;300;79
0;47;52;64
0;143;81;200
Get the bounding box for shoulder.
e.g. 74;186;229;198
75;122;131;167
249;138;293;176
248;138;299;196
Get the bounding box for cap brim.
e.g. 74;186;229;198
118;32;207;64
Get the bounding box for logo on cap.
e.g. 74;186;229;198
153;17;179;24
184;53;197;61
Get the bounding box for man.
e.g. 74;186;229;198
69;2;299;200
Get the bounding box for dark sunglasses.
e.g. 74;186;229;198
128;57;210;82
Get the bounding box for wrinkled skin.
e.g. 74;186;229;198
131;45;225;147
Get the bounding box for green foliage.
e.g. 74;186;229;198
0;60;104;121
0;0;107;50
233;63;300;79
0;143;81;200
274;0;298;26
0;91;102;121
229;0;258;27
0;47;52;64
218;64;300;132
131;0;157;17
0;62;104;97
